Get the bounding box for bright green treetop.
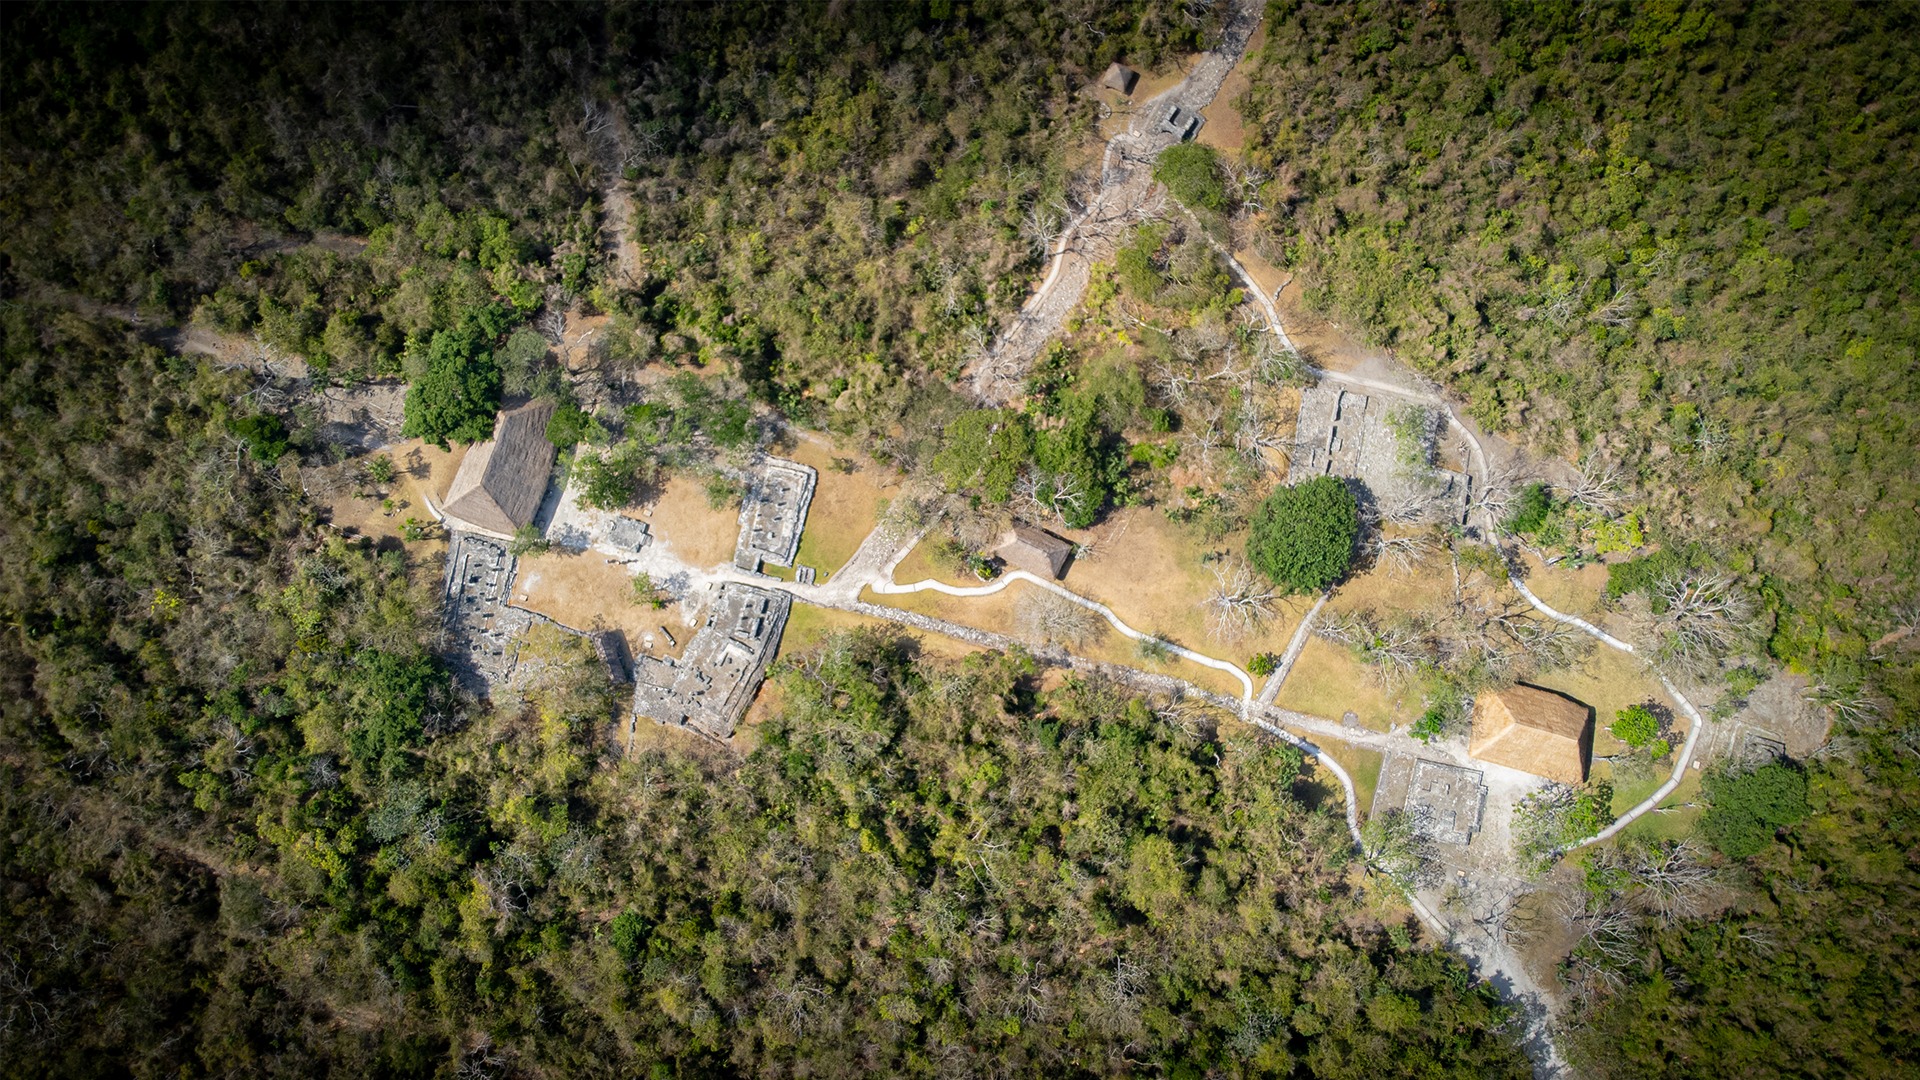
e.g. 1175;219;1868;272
1246;476;1360;594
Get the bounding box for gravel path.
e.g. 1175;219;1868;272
967;0;1266;403
1257;591;1329;707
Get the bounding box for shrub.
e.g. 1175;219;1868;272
1610;704;1660;749
230;413;290;464
1505;482;1555;534
1154;143;1228;212
1248;652;1278;677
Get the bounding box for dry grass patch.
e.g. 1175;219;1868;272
863;577;1247;700
512;551;690;662
780;435;899;581
1197;22;1264;155
1519;554;1611;620
642;473;740;568
1051;507;1309;664
312;438;465;549
1275;638;1412;730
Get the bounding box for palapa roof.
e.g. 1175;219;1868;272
1101;61;1139;95
1468;683;1593;784
996;521;1073;580
441;400;556;536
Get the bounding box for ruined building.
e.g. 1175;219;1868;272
632;583;791;742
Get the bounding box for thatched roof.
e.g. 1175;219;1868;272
1468;684;1593;784
442;401;556;535
1101;62;1139;95
997;522;1073;579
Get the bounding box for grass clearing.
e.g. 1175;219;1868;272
1528;644;1674;759
644;472;740;569
1277;638;1412;730
863;575;1249;700
512;550;690;660
312;437;465;556
1196;21;1264;155
1519;553;1612;619
780;434;899;581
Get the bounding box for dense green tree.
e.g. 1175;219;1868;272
400;324;503;449
1701;762;1810;858
1246;476;1360;593
1155;142;1229;212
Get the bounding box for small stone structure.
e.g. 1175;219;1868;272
632;583;791;742
733;457;816;571
1405;760;1487;846
442;401;557;537
1288;385;1469;525
1159;103;1202;140
1737;730;1788;768
602;515;651;553
593;629;634;685
1469;684;1594;784
1101;61;1139;96
996;521;1073;579
443;533;534;691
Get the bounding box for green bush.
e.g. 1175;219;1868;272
1154;143;1228;212
1246;476;1360;594
1610;704;1660;749
229;414;290;464
1702;763;1808;858
1504;482;1555;535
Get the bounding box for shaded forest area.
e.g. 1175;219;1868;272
0;315;1528;1075
1241;0;1917;687
1240;3;1920;1075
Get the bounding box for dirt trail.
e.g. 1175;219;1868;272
966;0;1265;403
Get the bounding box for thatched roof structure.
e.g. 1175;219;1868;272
996;522;1073;579
1468;684;1593;784
442;401;556;536
1101;62;1139;95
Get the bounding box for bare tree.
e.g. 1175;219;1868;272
1318;610;1431;682
1360;809;1434;890
1373;529;1438;577
1566;451;1626;513
1622;840;1715;921
1015;466;1089;526
1588;286;1638;327
1021;199;1067;260
1654;572;1757;667
1203;558;1283;642
1016;589;1105;647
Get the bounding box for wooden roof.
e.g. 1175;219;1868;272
997;522;1072;579
1468;683;1593;784
442;400;556;535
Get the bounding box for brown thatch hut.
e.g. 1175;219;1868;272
1101;62;1139;96
996;522;1073;579
441;400;556;536
1468;684;1594;784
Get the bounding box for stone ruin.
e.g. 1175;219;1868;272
442;534;534;692
631;583;791;742
1375;756;1488;847
733;456;816;572
1289;384;1470;525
